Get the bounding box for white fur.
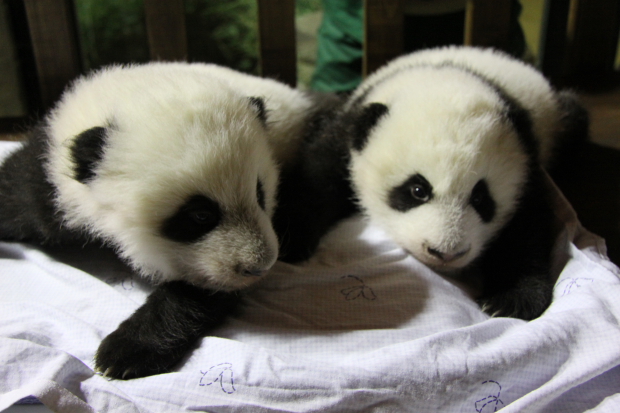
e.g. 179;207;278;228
349;46;562;165
349;47;559;271
44;63;312;291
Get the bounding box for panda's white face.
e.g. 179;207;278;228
48;82;280;291
349;72;529;272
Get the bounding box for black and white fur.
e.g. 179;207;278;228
281;46;588;320
0;62;313;378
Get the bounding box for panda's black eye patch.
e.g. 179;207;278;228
388;174;433;212
161;195;221;243
470;179;495;223
256;179;266;210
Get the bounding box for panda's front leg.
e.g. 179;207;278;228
94;281;240;379
474;172;557;321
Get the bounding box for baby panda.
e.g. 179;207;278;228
0;62;313;378
281;46;588;320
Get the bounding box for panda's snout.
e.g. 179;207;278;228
425;244;470;263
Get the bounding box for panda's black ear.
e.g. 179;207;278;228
248;96;268;126
70;126;108;184
351;102;389;151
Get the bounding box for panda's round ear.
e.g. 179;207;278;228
248;96;268;127
350;102;388;151
70;126;109;184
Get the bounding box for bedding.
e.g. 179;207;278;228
1;140;619;412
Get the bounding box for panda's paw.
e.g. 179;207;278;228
93;281;238;380
478;288;552;321
94;323;189;380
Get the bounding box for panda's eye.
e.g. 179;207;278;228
410;184;430;201
161;195;221;243
471;193;482;206
388;173;433;212
188;209;216;225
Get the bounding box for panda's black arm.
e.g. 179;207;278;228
0;130;78;244
475;169;557;321
94;281;240;379
274;107;359;263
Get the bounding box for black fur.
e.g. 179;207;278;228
472;166;556;320
95;281;240;379
161;195;222;243
0;128;83;244
70;126;108;184
548;91;590;175
350;103;389;152
274;95;359;263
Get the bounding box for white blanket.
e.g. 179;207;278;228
1;140;619;412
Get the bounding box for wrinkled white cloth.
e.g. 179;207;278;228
1;140;619;412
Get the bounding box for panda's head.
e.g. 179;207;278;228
348;68;531;271
48;82;280;291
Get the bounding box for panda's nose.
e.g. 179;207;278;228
242;268;267;277
427;246;469;263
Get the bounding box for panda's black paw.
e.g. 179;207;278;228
94;281;240;380
478;286;553;321
94;322;190;380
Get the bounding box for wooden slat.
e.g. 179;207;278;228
23;0;81;109
541;0;620;87
539;0;572;84
464;0;512;52
564;0;620;86
144;0;187;61
257;0;296;86
363;0;404;77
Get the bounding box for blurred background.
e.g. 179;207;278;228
2;0;619;117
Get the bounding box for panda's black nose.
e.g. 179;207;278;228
242;268;266;277
427;246;468;263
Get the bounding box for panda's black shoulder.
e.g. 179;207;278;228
548;90;590;174
0;126;82;244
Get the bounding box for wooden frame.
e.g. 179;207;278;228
257;0;297;86
541;0;620;87
144;0;188;62
3;0;619;136
23;0;81;110
464;0;513;51
363;0;404;78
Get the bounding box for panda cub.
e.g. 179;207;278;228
284;46;588;320
0;62;313;378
